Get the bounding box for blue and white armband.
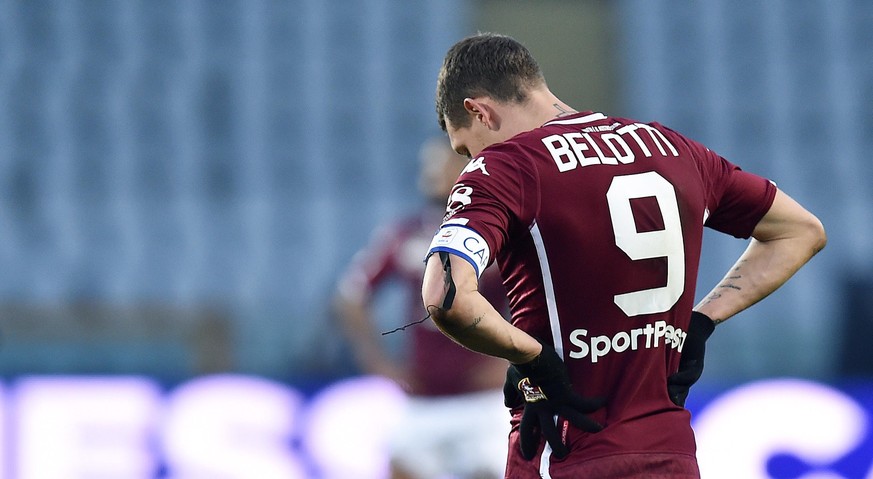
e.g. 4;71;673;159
425;224;491;278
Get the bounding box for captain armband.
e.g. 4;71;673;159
425;225;491;278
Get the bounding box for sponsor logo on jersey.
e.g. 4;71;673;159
567;320;687;364
462;156;489;176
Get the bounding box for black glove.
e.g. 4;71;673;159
503;340;606;460
667;311;716;407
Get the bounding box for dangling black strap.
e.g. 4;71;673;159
382;251;456;336
439;251;456;310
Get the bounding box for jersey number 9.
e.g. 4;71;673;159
606;172;685;317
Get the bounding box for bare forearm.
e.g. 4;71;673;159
696;238;810;323
422;254;540;364
428;291;540;364
696;190;826;323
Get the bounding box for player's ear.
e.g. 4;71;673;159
463;98;500;130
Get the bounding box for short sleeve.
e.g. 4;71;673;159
677;133;777;238
425;149;535;272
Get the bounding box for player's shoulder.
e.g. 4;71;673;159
457;142;527;182
477;140;524;162
473;127;550;173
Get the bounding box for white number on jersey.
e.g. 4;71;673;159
606;172;685;316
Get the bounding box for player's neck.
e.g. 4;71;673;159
479;88;579;144
512;87;578;132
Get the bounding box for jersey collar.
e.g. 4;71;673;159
542;111;607;127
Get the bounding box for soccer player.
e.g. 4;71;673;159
334;137;512;479
421;33;825;478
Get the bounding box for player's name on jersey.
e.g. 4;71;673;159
543;122;679;172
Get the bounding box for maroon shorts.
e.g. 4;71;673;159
506;451;700;479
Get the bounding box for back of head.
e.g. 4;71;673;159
436;33;545;131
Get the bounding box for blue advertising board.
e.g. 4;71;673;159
0;375;870;478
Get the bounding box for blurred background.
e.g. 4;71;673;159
0;0;871;478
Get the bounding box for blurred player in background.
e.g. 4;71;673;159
334;137;511;479
422;33;826;478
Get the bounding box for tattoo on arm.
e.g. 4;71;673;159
702;292;721;304
457;315;483;335
699;261;748;324
718;263;745;291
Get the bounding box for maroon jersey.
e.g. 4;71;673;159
427;112;776;464
339;205;509;397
